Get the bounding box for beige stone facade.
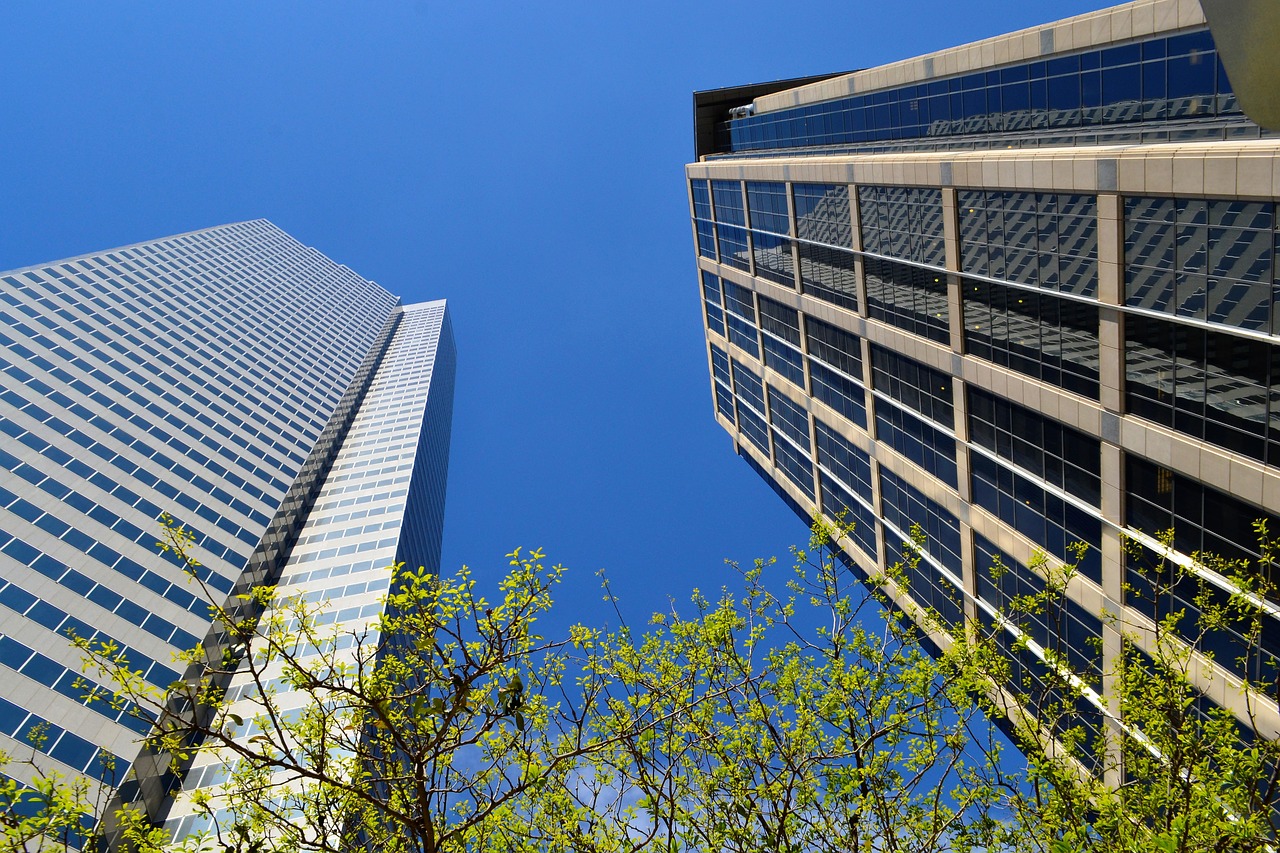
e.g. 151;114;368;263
690;0;1280;773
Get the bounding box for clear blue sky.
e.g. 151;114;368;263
0;0;1110;630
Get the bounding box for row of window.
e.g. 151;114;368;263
713;29;1233;154
699;184;1280;348
53;224;394;403
726;359;1279;683
2;272;329;473
0;694;124;782
728;348;1280;696
0;322;289;506
0;631;150;736
0;396;260;562
0;410;246;575
0;471;224;620
707;245;1280;473
697;182;1098;300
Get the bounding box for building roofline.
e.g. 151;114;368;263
748;0;1206;117
692;73;852;160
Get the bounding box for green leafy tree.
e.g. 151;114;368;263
4;515;1280;852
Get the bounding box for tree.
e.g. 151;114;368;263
4;515;1279;852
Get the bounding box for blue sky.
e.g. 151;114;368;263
0;0;1109;630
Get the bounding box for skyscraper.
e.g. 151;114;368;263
0;221;454;828
689;0;1280;772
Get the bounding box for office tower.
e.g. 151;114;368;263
161;299;455;840
0;221;454;827
688;0;1280;774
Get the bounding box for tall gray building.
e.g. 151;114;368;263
0;221;454;826
689;0;1280;776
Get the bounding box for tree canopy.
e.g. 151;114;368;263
2;516;1278;852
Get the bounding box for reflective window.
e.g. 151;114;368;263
794;184;852;247
712;181;751;271
960;191;1097;297
869;345;954;426
810;362;867;428
1125;196;1274;333
978;605;1107;771
731;360;769;454
701;271;724;337
716;29;1233;154
690;180;716;260
1124;314;1280;466
711;345;734;420
969;453;1102;582
747;181;794;285
974;533;1103;689
768;386;809;446
879;468;965;629
864;257;950;344
806;317;866;427
1125;455;1280;685
721;281;760;356
805;316;862;378
859;186;945;267
967;387;1101;505
768;387;813;499
874;400;958;488
798;244;858;313
814;419;877;559
758;297;805;387
963;278;1100;399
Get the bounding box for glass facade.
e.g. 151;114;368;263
692;0;1280;768
959;191;1098;297
164;302;455;840
714;29;1235;156
963;278;1100;398
0;223;454;831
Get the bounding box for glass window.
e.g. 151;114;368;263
869;345;954;426
712;181;751;271
859;186;945;267
1125;454;1280;685
974;533;1103;689
793;184;852;248
879;468;964;629
967;386;1100;505
716;28;1231;155
865;257;950;344
1126;196;1274;333
1124;313;1280;466
970;453;1102;582
963;277;1099;399
874;400;958;488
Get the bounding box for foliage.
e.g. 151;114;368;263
2;515;1279;852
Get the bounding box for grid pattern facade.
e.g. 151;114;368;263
689;0;1280;770
0;224;454;832
163;302;455;839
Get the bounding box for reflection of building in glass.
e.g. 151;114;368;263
0;222;454;837
689;0;1280;774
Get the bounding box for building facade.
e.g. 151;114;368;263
689;0;1280;774
0;221;454;831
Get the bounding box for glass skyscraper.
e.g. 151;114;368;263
0;221;454;831
689;0;1280;776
